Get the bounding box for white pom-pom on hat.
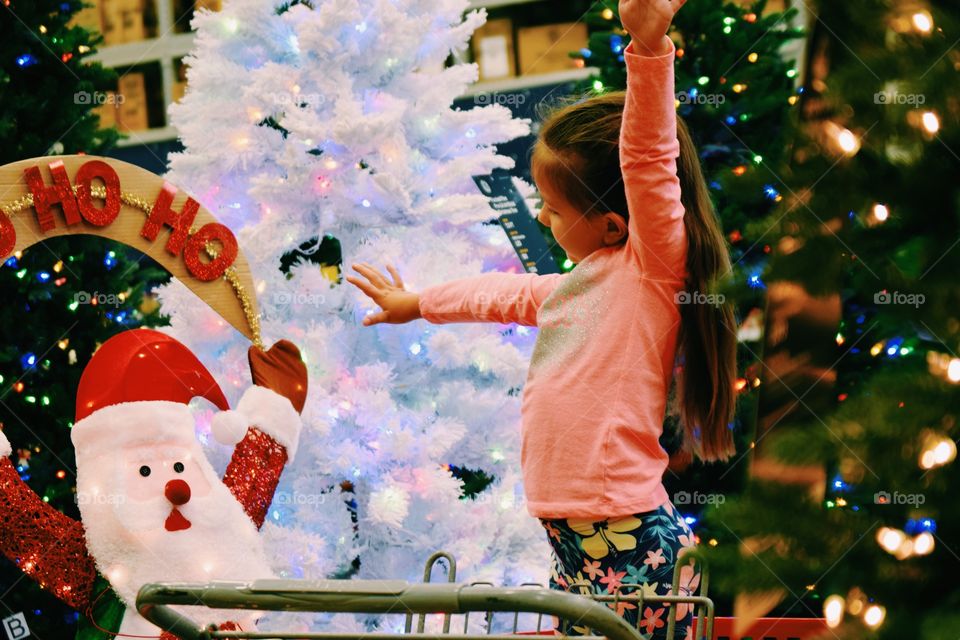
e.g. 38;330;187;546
0;429;10;458
211;409;250;447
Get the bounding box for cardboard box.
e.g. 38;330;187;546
733;0;788;15
517;22;588;76
100;0;122;44
93;91;118;129
117;72;149;132
102;0;145;45
118;0;146;42
70;1;103;33
172;80;188;103
172;59;189;102
472;18;515;81
194;0;221;11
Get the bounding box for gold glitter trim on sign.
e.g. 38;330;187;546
3;193;34;214
206;240;263;349
2;186;262;347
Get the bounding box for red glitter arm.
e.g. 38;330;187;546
223;340;308;530
0;457;97;611
223;428;290;530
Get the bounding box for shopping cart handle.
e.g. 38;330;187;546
135;584;208;640
137;580;647;640
251;579;410;595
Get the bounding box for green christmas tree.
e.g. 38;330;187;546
700;1;960;636
1;0;120;162
566;0;803;506
0;238;169;633
0;1;166;634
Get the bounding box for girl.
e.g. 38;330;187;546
348;1;736;637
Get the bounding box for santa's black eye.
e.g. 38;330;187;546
139;465;151;477
173;462;185;473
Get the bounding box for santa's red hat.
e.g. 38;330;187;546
72;329;229;458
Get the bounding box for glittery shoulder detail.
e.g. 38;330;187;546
530;259;610;373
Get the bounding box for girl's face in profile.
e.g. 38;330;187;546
534;168;624;265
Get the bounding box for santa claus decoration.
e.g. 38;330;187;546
0;328;308;638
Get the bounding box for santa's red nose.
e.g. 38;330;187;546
164;479;191;506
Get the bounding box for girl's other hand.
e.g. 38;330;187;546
346;263;422;326
619;0;685;56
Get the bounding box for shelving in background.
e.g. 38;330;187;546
468;0;595;83
77;0;806;148
73;0;182;145
75;0;606;146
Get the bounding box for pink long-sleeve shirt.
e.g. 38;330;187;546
420;40;686;520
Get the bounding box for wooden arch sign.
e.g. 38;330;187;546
0;155;261;345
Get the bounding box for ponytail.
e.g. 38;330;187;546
675;119;737;462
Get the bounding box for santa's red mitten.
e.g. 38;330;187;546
0;429;10;459
212;385;303;460
248;340;308;413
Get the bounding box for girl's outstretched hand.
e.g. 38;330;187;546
346;263;422;326
619;0;685;56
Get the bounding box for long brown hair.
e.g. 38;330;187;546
531;91;737;462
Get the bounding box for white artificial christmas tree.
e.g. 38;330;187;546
159;0;553;619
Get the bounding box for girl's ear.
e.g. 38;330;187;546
602;212;629;246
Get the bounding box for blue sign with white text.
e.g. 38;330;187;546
473;170;560;275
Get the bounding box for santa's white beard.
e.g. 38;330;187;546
77;454;274;630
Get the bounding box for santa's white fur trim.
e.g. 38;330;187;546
74;430;274;628
234;385;302;460
0;429;10;458
72;401;196;461
211;410;249;447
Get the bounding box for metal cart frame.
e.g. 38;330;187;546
136;551;715;640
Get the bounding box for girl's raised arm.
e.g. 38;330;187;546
619;0;686;281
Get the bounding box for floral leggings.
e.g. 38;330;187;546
540;502;700;640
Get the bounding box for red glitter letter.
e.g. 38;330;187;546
23;161;81;232
0;207;15;259
75;160;121;227
140;182;200;256
183;222;238;282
